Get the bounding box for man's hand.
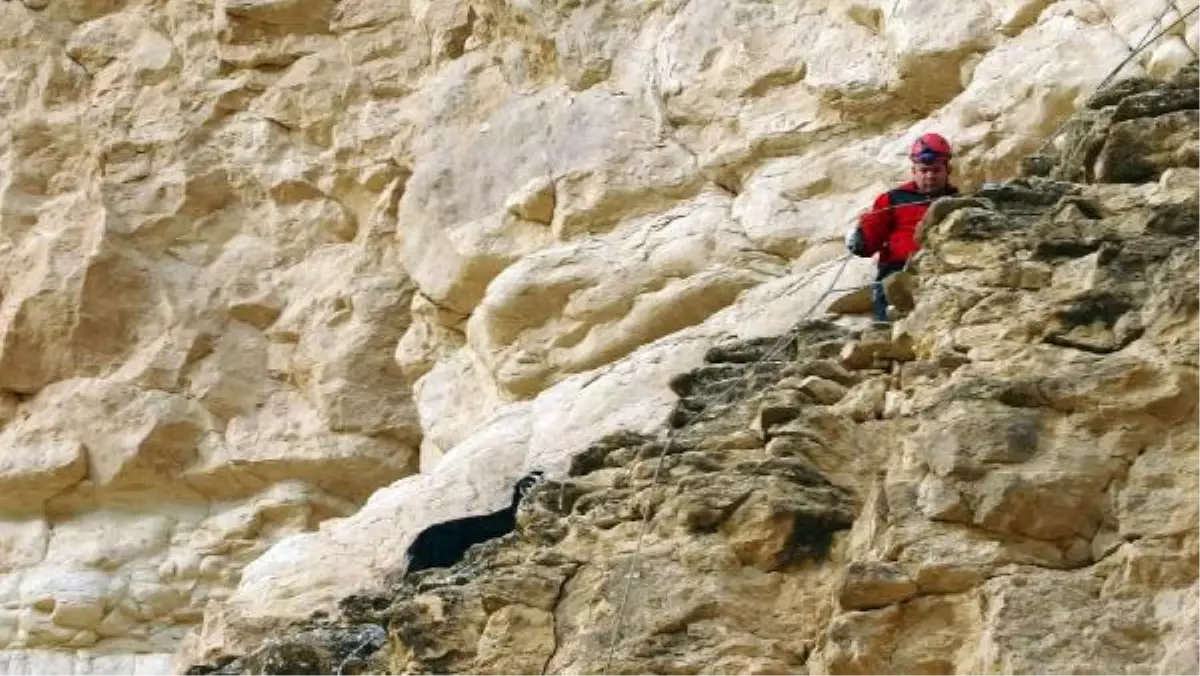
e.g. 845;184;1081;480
845;228;867;256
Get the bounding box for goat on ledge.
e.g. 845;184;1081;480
403;471;545;576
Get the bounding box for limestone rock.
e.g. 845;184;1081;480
796;375;849;405
466;191;782;397
0;0;1195;670
185;323;873;675
504;175;557;225
837;561;919;611
178;261;871;665
181;68;1196;676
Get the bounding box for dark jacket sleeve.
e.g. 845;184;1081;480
858;191;893;256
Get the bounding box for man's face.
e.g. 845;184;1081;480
912;161;949;194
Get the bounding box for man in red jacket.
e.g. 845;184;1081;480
846;133;958;321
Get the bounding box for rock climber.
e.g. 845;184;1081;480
845;133;959;322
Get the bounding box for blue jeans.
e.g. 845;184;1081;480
872;262;906;322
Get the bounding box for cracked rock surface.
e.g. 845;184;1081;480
184;66;1197;673
0;0;1196;670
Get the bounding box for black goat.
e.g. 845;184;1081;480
403;471;545;576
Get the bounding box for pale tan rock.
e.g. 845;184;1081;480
393;292;467;385
1149;38;1196;81
0;0;1191;669
732;150;890;260
396;85;696;315
505;175;557;225
0;520;48;574
198;254;871;655
838;561;919;611
19;568;112;632
185;390;417;503
95;609;138;639
827;287;874;315
398;207;551;319
973;468;1108;541
42;512;173;571
827;375;890;422
65;14;145;76
473;605;556;674
0;435;87;512
183;323;271;422
885;0;997;98
969;569;1171;673
31;380;210;491
0;611;14;648
797;375;849;405
1156;584;1199;675
0;234;166;394
411;348;508;466
0;651;172;676
917;474;970;522
215;0;334;67
912;9;1141;185
756;388;807;433
811;594;983;674
195;404;534;658
466;191;783;397
1117;430;1197;541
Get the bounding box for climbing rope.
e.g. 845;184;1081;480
594;11;1200;668
1096;4;1198;91
1005;3;1199;180
1131;2;1178;57
597;193;956;672
1174;0;1200;57
599;253;856;675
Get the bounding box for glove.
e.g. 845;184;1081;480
845;228;867;257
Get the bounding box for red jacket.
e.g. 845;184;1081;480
858;181;957;266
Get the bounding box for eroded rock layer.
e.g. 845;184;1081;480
0;0;1196;672
181;68;1198;675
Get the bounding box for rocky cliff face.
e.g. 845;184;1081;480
0;0;1195;673
182;67;1198;674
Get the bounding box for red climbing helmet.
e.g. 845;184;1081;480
909;133;953;164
